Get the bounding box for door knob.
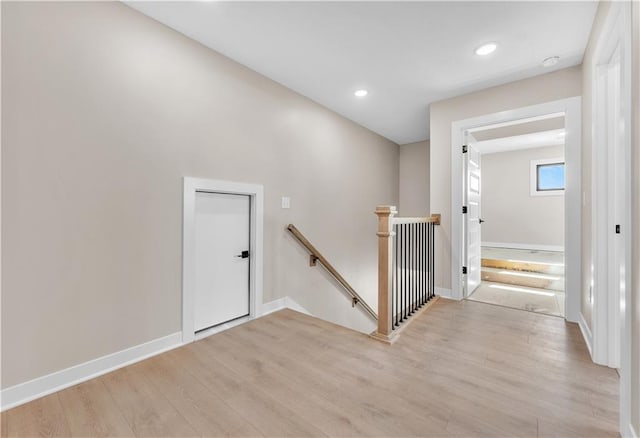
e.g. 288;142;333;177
235;250;250;259
479;218;485;224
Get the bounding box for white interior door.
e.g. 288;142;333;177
194;191;250;332
464;142;482;296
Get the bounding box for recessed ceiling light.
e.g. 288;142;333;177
354;89;368;97
475;42;497;56
542;56;560;67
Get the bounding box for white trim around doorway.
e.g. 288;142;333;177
589;1;633;434
182;177;264;344
450;97;581;324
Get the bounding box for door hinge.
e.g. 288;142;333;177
462;266;468;274
462;145;468;154
462;206;468;214
615;224;621;234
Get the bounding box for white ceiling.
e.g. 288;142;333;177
126;1;598;145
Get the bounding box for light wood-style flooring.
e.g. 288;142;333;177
469;281;565;317
1;299;619;437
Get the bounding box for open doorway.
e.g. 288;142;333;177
463;116;566;317
450;96;581;323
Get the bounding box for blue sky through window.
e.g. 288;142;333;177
537;163;565;191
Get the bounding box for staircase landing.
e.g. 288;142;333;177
2;300;617;437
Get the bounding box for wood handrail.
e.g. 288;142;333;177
286;224;378;321
393;214;441;225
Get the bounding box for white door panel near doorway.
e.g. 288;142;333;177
464;143;482;296
194;191;250;332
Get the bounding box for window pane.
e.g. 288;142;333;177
537;163;565;191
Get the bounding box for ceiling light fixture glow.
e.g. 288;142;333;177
542;56;560;67
475;42;497;56
354;89;368;97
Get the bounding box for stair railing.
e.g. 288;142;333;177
374;206;440;342
286;224;377;320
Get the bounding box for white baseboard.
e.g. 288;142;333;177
578;311;593;359
482;241;564;252
0;297;311;412
435;287;454;299
260;297;288;316
284;296;311;315
0;331;182;412
1;296;314;412
261;296;310;316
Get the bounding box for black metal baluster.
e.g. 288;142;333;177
414;223;417;312
416;222;419;309
413;224;420;310
394;224;398;327
416;222;419;310
408;223;412;314
418;222;422;309
426;221;430;302
420;222;424;306
430;222;434;299
424;222;428;304
430;222;433;300
408;223;412;317
400;224;404;322
420;224;427;307
433;222;435;299
404;223;408;320
422;222;425;306
427;221;431;301
416;223;420;310
399;224;402;323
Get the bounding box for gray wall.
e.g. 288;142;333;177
1;2;399;389
429;67;582;291
399;141;429;217
481;145;565;248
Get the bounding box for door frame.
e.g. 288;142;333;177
589;1;632;433
450;96;582;323
182;177;264;344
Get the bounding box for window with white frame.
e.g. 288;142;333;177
530;157;565;196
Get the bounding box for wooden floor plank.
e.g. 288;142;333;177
57;378;134;437
137;353;264;437
100;366;198;437
1;299;619;437
168;343;326;437
209;322;451;436
4;394;71;437
1;412;8;437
